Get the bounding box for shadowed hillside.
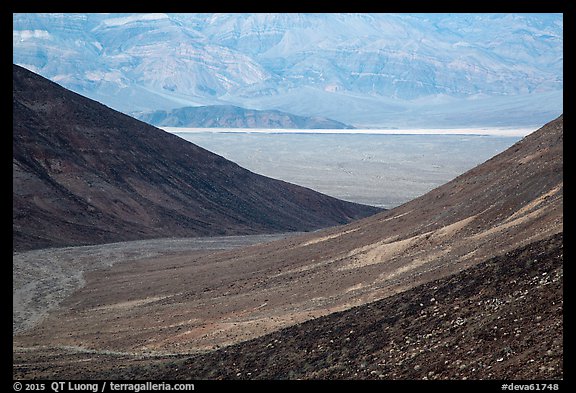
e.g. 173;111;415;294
13;115;562;380
12;65;380;252
25;233;559;380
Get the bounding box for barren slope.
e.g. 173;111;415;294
13;65;380;252
172;234;562;380
14;233;561;379
13;116;562;380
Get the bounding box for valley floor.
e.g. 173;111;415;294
13;233;300;335
172;132;522;208
13;233;562;380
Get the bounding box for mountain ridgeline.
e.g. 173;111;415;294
12;65;380;252
13;13;562;128
134;105;354;129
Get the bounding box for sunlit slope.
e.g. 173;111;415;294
14;116;562;359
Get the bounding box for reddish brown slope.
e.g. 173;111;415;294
171;233;562;380
12;115;562;374
12;65;380;252
21;232;558;380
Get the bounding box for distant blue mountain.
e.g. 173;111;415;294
13;13;563;128
134;105;354;129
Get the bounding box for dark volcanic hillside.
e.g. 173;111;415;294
165;235;564;380
134;105;354;129
13;116;562;380
12;65;380;252
167;234;562;380
25;233;559;380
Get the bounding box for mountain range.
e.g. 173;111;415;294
12;64;379;252
13;13;563;128
14;87;563;378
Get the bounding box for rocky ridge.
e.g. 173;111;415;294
12;64;380;252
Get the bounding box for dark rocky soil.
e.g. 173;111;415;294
12;65;563;382
175;233;560;381
13;65;379;252
13;116;563;380
13;233;562;380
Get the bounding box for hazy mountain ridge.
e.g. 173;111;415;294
12;65;380;252
134;105;354;129
13;13;562;127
